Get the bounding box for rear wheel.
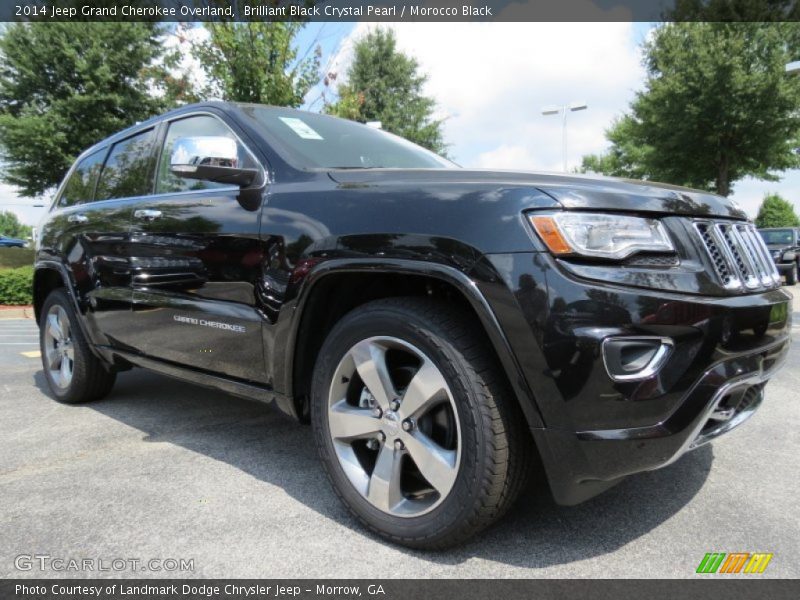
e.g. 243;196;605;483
311;297;532;549
39;289;116;403
786;262;798;286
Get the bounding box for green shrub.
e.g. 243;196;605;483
0;246;34;269
0;266;34;305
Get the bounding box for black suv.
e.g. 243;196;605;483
34;103;791;548
758;227;800;285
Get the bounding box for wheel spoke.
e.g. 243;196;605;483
400;359;448;419
59;307;71;341
47;313;63;341
367;443;404;512
404;431;458;495
60;355;71;383
329;399;381;440
46;347;61;370
349;340;395;411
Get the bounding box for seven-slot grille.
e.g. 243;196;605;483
693;221;780;292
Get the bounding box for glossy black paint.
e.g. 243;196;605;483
34;102;793;506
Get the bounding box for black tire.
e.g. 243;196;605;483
311;297;533;549
39;288;116;403
786;262;798;286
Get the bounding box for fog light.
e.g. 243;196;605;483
602;336;673;382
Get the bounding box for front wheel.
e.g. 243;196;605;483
39;289;116;403
311;297;532;549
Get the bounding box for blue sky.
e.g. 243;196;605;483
2;21;799;226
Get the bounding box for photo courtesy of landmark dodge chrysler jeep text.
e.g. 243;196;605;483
34;103;791;548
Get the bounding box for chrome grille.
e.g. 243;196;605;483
693;221;780;292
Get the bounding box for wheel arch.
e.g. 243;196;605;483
33;261;109;365
33;262;72;324
281;259;545;430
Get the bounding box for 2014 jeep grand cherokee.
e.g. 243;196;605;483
34;103;791;548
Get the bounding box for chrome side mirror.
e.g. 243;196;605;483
169;136;257;187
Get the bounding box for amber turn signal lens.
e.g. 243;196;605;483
529;216;573;255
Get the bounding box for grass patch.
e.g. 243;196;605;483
0;246;34;269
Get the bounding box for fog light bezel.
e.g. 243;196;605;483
602;336;674;382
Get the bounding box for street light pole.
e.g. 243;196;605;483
542;102;588;172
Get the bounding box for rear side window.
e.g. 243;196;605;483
95;129;156;201
156;115;257;194
59;149;106;206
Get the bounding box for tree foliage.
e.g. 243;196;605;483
0;22;193;197
0;210;31;238
580;115;649;180
193;22;320;107
666;0;800;22
325;28;447;155
755;193;800;228
581;23;800;196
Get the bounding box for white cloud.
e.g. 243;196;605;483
331;22;645;171
0;180;48;227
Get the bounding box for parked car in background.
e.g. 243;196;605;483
0;235;26;248
33;102;792;548
758;227;800;285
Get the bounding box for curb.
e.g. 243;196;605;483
0;305;35;320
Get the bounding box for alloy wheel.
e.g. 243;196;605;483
43;305;74;389
326;336;461;517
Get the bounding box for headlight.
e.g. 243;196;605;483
529;212;674;259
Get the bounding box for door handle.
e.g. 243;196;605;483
67;213;88;224
134;209;162;221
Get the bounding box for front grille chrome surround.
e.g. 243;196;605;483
692;221;780;292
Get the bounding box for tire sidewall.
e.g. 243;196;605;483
311;306;491;542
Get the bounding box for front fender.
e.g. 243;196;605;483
277;258;545;429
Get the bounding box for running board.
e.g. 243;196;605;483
109;348;278;405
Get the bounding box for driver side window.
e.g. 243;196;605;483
156;115;255;194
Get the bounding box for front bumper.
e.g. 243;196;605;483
775;262;794;274
476;252;792;505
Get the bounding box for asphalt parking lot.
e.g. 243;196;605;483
1;294;799;579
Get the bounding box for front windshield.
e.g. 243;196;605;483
240;106;455;170
759;229;795;245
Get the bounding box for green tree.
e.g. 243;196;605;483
0;210;32;238
580;115;649;179
0;22;192;197
755;193;800;228
193;22;320;106
666;0;800;22
325;28;447;155
581;23;800;196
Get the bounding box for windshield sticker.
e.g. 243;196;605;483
279;117;324;140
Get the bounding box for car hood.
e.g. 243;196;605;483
328;168;748;220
